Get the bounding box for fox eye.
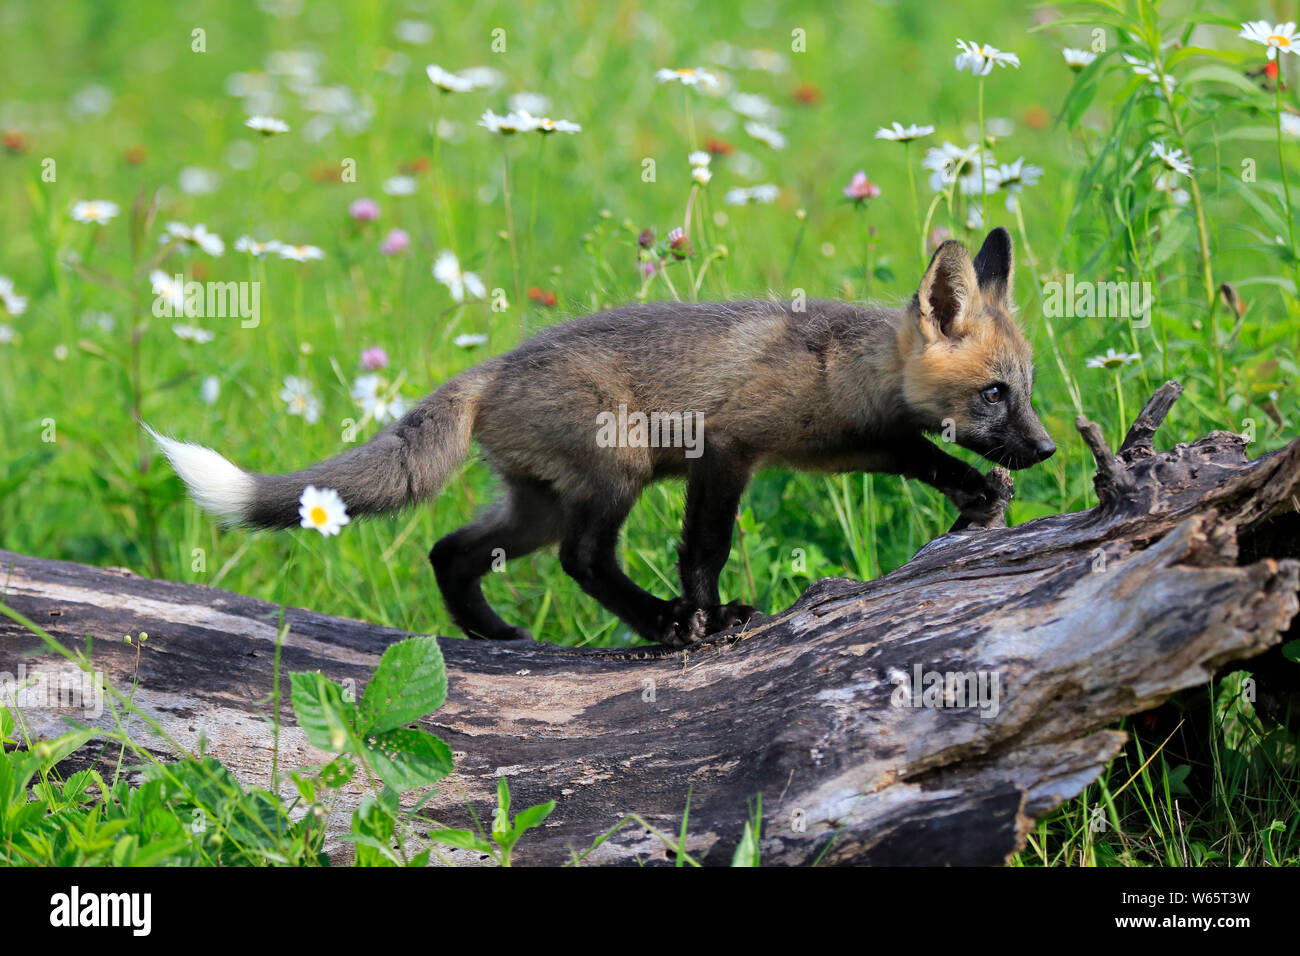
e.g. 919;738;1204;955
980;385;1004;405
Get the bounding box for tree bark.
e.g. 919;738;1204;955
1;381;1297;865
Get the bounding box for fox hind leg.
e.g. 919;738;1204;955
429;479;563;640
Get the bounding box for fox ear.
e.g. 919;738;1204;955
972;227;1014;304
916;239;981;342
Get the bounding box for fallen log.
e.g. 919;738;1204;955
1;381;1297;865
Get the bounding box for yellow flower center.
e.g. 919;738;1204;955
309;505;328;525
678;68;695;76
1270;35;1292;47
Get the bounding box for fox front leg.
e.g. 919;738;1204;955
678;455;763;636
873;437;1014;531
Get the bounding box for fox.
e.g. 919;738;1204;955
149;227;1055;647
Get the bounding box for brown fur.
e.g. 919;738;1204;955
159;229;1054;645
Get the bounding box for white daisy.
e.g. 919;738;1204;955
692;166;712;185
298;485;350;536
744;121;786;150
70;200;121;225
200;375;220;405
382;175;417;196
923;142;998;195
1062;48;1098;72
1154;171;1190;206
1282;113;1300;138
1239;20;1299;60
351;375;407;423
1086;348;1142;369
993;157;1043;209
453;332;488;348
162;222;225;257
234;235;283;257
149;270;188;312
0;276;28;316
531;115;581;134
724;184;780;205
434;251;486;301
689;151;711;168
426;63;477;92
278;243;325;262
1122;55;1176;95
654;67;720;89
246;115;290;135
171;323;215;343
874;122;936;142
954;39;1021;76
1149;141;1193;178
478;109;539;134
280;375;321;423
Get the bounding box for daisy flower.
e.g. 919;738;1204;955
531;115;581;134
426;64;477;92
993;157;1043;209
843;170;881;202
382;175;417;196
434;250;486;301
1239;21;1299;60
70;200;120;225
162;222;225;257
351;374;408;423
234;235;283;257
1086;348;1142;369
923;142;998;195
200;375;220;405
654;67;719;89
744;121;786;150
150;270;188;312
724;184;780;205
246;115;290;135
171;323;215;343
278;243;325;262
0;276;28;316
478;109;539;134
1283;113;1300;138
954;39;1020;76
298;485;350;536
1149;141;1193;178
1122;55;1176;96
689;151;711;169
1062;48;1097;72
280;375;321;423
1154;171;1190;206
453;332;488;348
874;122;935;142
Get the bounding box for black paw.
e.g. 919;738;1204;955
652;598;709;648
705;601;764;634
950;467;1014;531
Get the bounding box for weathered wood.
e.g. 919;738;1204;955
2;381;1297;865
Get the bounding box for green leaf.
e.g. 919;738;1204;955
363;727;453;792
1179;64;1268;98
291;671;356;753
427;828;493;852
731;820;760;867
513;800;555;834
496;775;511;819
359;635;447;735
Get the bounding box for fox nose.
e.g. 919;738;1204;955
1034;438;1056;461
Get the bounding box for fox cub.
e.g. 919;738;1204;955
151;227;1054;646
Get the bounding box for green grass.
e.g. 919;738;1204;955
0;0;1297;865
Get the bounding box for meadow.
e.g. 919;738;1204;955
1;0;1298;865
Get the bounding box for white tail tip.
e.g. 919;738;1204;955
144;425;254;522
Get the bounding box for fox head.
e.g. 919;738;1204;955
899;227;1055;470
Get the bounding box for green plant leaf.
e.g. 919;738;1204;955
363;727;453;792
291;671;356;753
359;635;447;735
